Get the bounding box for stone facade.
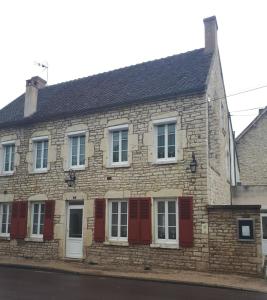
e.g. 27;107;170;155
208;206;263;276
236;111;267;186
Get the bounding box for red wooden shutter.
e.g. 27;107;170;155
17;201;28;239
94;198;105;242
43;200;55;241
179;196;193;247
129;198;151;245
139;198;151;244
128;198;140;244
10;201;19;239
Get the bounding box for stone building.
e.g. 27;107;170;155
0;16;263;276
234;107;267;256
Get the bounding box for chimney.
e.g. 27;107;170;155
24;76;46;118
203;16;218;53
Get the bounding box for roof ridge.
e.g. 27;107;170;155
44;48;205;90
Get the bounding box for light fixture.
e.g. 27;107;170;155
190;152;197;173
65;169;76;187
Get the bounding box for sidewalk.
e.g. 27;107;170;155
0;257;266;294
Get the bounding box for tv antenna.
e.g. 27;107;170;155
34;61;49;83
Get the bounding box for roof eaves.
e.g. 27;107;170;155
0;87;207;129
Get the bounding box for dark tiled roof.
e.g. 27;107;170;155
0;48;213;127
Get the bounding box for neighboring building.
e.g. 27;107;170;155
0;16;263;276
234;107;267;256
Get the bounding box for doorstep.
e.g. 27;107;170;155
0;257;266;294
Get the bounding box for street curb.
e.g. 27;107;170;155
0;262;266;294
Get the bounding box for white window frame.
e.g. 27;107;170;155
31;202;45;238
32;137;49;172
154;198;178;246
109;124;129;167
68;131;86;169
108;199;128;242
0;203;12;237
2;141;15;174
153;118;177;163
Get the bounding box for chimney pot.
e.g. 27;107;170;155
203;16;218;53
24;76;46;118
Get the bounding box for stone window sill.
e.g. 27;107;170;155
30;170;48;175
24;237;44;243
0;236;10;241
150;243;179;249
0;172;15;177
152;160;177;166
104;241;129;247
106;163;131;169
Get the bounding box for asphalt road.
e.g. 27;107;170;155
0;266;265;300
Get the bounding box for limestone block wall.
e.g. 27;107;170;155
0;239;59;260
206;51;231;205
0;95;210;264
208;206;263;276
237;113;267;185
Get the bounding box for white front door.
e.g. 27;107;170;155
66;204;84;258
262;214;267;256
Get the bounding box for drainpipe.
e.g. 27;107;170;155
227;111;233;205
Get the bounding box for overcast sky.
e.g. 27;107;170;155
1;0;267;135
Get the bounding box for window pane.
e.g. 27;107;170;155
121;202;127;214
262;217;267;239
120;226;127;237
121;139;128;152
79;153;85;166
168;227;176;240
168;214;176;226
79;136;85;165
158;227;165;239
112;202;118;213
168;146;175;158
40;224;44;235
112;213;118;225
121;130;128;140
79;135;85;146
157;135;165;147
121;151;128;162
158;214;165;226
113;151;119;163
10;145;15;171
157;125;165;136
69;208;83;238
1;224;5;234
4;146;10;171
43;141;48;168
111;225;118;237
121;214;127;225
157;147;165;159
158;202;165;213
32;224;38;235
33;213;39;224
113;140;119;152
34;204;39;214
168;201;175;213
113;131;119;141
168;124;175;134
168;134;175;146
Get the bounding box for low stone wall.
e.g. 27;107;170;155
86;244;207;272
208;205;263;276
0;239;59;260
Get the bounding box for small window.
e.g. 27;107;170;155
34;140;48;170
155;199;178;244
0;203;12;236
31;202;45;238
155;123;176;161
69;135;85;168
3;144;15;173
238;219;254;241
109;200;128;241
110;129;128;165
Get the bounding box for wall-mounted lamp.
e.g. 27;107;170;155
190;152;197;173
65;169;76;187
